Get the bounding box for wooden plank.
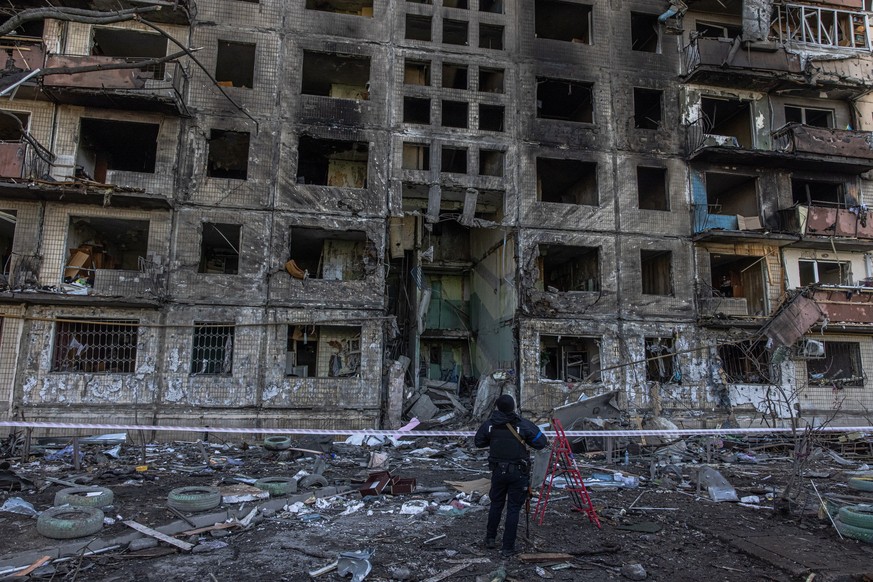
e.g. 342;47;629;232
123;520;194;552
518;552;575;563
12;556;51;577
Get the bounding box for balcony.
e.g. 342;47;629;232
41;56;188;116
681;37;804;91
809;287;873;327
687;121;873;172
779;205;873;249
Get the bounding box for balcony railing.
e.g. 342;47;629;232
42;57;187;115
681;36;803;78
772;123;873;159
774;3;871;50
779;204;873;239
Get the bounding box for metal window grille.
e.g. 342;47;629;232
807;341;864;386
718;342;771;384
191;323;234;375
645;338;675;382
52;319;138;373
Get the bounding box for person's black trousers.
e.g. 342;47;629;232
485;462;529;552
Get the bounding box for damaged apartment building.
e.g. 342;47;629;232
2;0;873;432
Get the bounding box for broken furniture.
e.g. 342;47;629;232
358;470;416;496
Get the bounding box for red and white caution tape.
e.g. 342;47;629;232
1;421;871;439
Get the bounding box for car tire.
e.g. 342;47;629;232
848;477;873;493
167;486;221;512
299;475;328;489
839;505;873;529
254;477;298;497
37;506;104;540
54;486;114;508
836;518;873;543
264;436;292;451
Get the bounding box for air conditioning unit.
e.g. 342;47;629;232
795;339;826;359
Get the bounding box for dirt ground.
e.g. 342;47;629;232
1;432;873;582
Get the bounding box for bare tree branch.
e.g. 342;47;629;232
0;6;161;37
39;48;193;77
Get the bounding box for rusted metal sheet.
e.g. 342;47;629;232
810;288;873;323
763;294;823;348
775;124;873;160
3;40;44;72
0;142;25;178
43;55;146;89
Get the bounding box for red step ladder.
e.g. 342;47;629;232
533;418;601;528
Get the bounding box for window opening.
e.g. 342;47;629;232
645;337;675;382
191;323;234;375
710;254;767;315
537;78;593;122
207;130;250;180
441;146;467;174
799;260;852;286
641;250;673;295
695;21;742;38
701;97;753;149
64;216;150;285
296;136;369;187
718;341;771;384
479;24;504;49
304;0;374;16
286;325;361;377
535;1;592;44
288;227;368;281
537;158;597;205
404;60;431;85
480;0;504;14
479;105;504;131
442;100;469;128
705;172;758;216
215;40;255;88
199;223;240;274
785;105;834;128
443;19;468;45
442;63;468;89
0;210;15;277
402;143;430;170
301;52;370;99
631;12;660;52
444;0;468;8
791;178;845;208
479;68;504;93
52;319;138;373
807;341;863;386
539;335;601;382
404;97;431;124
92;28;168;78
0;111;29;141
479;150;504;177
538;244;599;292
77;118;158;181
406;15;433;41
637;166;668;211
633;88;663;130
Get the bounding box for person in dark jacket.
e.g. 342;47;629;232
474;394;548;557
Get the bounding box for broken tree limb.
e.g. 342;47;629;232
0;6;162;37
39;48;194;78
518;553;575;563
122;521;194;552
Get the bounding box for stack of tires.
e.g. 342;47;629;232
37;486;113;540
835;477;873;544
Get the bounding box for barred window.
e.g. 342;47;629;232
718;341;770;384
807;341;863;387
52;319;138;373
191;323;234;375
